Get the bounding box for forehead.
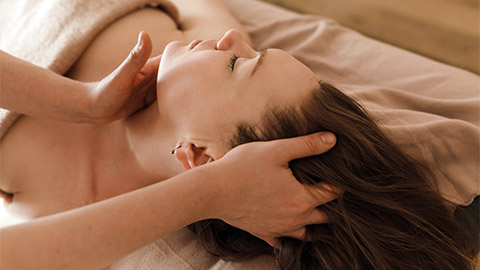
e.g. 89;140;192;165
266;49;317;83
246;49;318;106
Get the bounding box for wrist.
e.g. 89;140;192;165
66;80;97;123
78;81;105;124
190;164;227;221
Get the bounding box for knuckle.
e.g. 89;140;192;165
303;135;320;153
296;200;311;214
322;183;345;198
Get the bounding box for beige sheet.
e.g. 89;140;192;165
1;0;478;268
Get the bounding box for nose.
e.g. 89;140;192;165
216;29;255;56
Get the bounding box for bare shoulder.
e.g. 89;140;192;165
67;7;183;82
171;0;251;44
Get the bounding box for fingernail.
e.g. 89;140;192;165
320;132;335;144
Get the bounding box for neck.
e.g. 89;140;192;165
93;102;184;199
122;102;184;182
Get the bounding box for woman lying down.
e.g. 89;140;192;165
0;1;477;269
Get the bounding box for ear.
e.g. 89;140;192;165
174;141;216;170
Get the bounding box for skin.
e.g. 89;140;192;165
0;39;160;124
118;29;325;241
0;2;339;268
156;29;319;163
121;29;320;182
1;2;251;220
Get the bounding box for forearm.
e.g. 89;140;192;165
0;168;214;270
0;50;91;122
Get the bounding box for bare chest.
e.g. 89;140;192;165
0;116;96;218
66;7;182;82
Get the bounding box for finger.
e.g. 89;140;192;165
272;132;336;162
255;234;276;247
264;237;275;247
147;54;162;67
114;31;153;82
144;86;157;106
306;182;343;205
283;227;307;240
140;55;162;76
141;55;162;82
131;55;161;90
303;208;329;225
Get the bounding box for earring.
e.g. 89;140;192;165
170;144;181;155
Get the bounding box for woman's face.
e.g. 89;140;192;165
156;29;318;148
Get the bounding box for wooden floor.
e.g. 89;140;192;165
261;0;480;74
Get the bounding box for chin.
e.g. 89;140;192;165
158;43;188;81
162;41;187;60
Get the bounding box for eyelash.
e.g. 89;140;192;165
229;55;239;71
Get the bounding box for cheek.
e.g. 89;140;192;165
156;54;235;120
158;67;227;105
156;76;228;125
156;79;194;121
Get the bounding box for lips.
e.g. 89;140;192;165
188;39;203;50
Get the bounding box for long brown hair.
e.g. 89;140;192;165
189;82;478;270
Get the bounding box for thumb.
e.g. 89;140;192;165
274;132;336;162
114;31;153;82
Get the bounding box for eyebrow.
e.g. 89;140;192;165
250;49;268;77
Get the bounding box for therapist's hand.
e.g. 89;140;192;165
86;31;160;124
206;132;341;246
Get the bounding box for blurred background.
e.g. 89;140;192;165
261;0;480;74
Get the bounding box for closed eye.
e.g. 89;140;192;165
229;55;239;71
